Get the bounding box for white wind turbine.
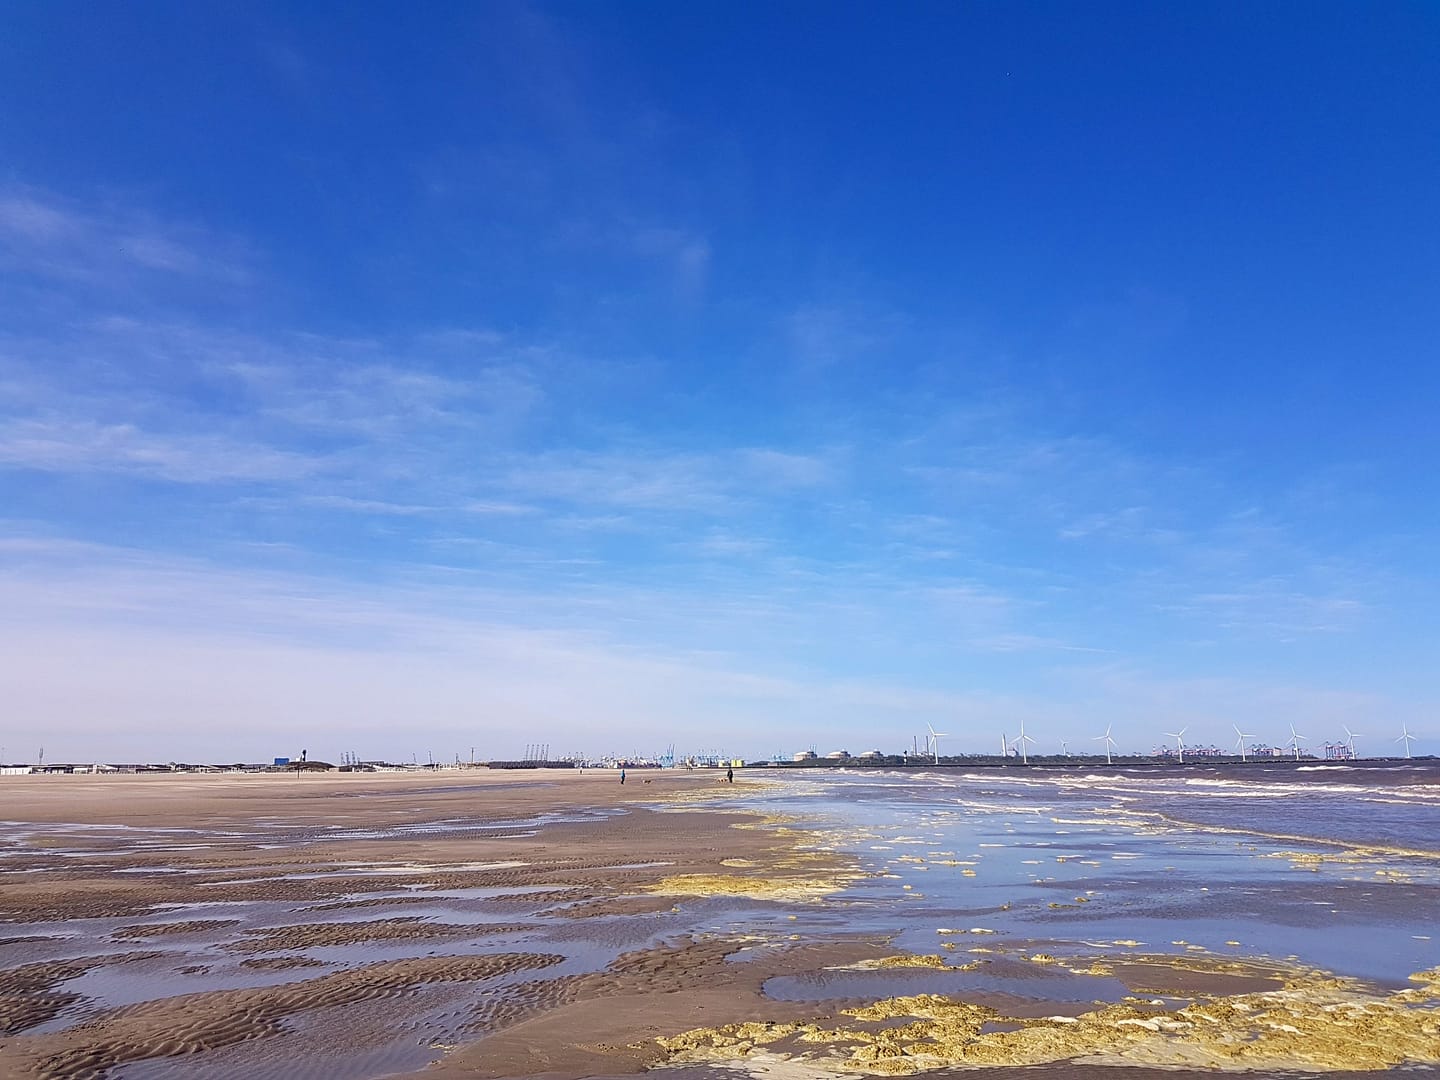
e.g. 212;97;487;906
1061;739;1070;757
926;723;947;765
1233;724;1256;763
1342;725;1361;760
1093;724;1117;765
1000;731;1010;758
1396;725;1416;759
1015;721;1035;765
1288;723;1306;761
1163;726;1188;763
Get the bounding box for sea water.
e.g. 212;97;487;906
739;762;1440;987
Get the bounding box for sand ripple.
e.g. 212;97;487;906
19;952;563;1080
112;920;241;940
221;916;532;952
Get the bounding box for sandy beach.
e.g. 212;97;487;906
2;767;1438;1079
0;770;879;1079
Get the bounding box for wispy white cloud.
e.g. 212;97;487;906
0;418;328;483
495;445;837;517
1;186;1430;760
1058;505;1182;544
687;531;771;559
0;540;1029;758
0;300;1398;686
0;185;251;289
228;356;542;440
298;495;434;516
785;302;904;371
0;316;550;497
2;542;1418;762
918;582;1016;613
738;447;833;487
971;632;1116;655
907;434;1156;502
1162;583;1368;637
60;318;544;443
462;500;538;516
500;450;733;512
629;224;711;299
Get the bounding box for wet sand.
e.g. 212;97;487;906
1;770;1437;1079
0;770;874;1078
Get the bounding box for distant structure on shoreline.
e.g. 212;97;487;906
764;749;1433;769
0;730;1429;777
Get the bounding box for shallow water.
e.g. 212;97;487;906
735;764;1440;987
763;960;1135;1005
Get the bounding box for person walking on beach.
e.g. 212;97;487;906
620;767;626;784
726;766;734;783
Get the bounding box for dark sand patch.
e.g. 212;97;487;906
551;895;679;918
222;917;531;953
237;955;329;971
112;920;241;940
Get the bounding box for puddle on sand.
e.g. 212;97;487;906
26;957;323;1036
763;958;1132;1006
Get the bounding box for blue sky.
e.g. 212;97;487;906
2;3;1437;763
